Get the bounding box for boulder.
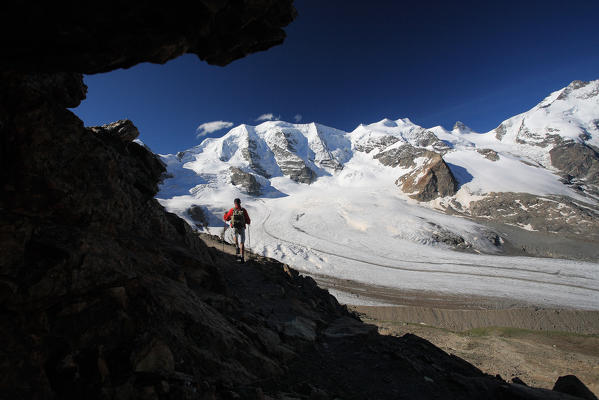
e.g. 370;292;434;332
477;148;499;161
134;340;175;372
90;119;140;142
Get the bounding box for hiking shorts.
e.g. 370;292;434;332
233;227;246;244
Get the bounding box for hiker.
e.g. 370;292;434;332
223;198;251;263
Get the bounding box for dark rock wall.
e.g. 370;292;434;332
1;3;298;398
550;141;599;186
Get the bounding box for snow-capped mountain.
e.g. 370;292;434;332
156;79;599;309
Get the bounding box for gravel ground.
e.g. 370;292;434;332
355;311;599;395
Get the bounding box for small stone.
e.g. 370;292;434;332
134;340;175;372
283;317;316;342
511;377;527;386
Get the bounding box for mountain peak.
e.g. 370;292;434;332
452;121;471;133
556;78;599;101
379;118;397;127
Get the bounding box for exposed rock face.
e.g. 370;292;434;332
1;2;594;400
310;125;346;171
373;144;428;168
512;118;562;146
556;80;597;101
477;148;500;161
241;137;273;178
229;166;262;195
397;152;459;201
427;223;474;251
374;144;458;201
494;123;508;140
269;131;317;183
466;193;599;240
453;121;471;132
89;119;140;142
414;128;452;151
354;129;450;155
354;135;400;153
550;141;599;186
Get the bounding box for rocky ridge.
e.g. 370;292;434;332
458;193;599;240
164;119;457;201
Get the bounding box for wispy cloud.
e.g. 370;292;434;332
294;114;303;123
255;113;280;122
196;120;234;139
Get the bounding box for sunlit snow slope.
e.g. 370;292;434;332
156;80;599;310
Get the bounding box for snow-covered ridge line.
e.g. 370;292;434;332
162;79;598;202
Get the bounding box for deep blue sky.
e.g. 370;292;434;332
74;1;599;154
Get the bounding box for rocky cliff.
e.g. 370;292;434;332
374;144;458;201
0;2;594;399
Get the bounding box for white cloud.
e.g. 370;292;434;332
294;114;303;122
196;120;234;139
255;113;280;122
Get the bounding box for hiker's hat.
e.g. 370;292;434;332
234;198;241;204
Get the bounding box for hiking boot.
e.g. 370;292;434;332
240;257;245;264
235;247;239;255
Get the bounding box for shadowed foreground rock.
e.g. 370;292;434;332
0;2;594;399
553;376;598;400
